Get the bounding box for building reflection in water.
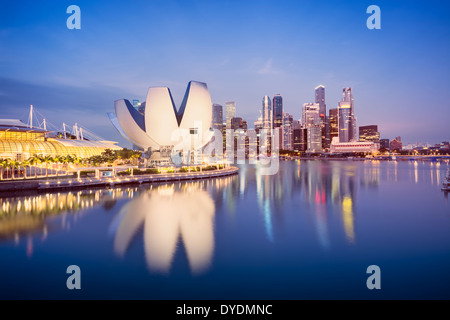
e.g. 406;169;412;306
245;160;375;247
0;188;135;257
111;182;215;275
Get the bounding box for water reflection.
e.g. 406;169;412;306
240;161;366;246
111;183;215;275
0;188;135;255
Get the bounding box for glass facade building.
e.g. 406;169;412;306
272;94;283;129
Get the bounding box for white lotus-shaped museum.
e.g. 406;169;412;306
108;81;213;161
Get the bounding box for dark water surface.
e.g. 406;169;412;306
1;160;449;299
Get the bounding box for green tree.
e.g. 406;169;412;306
29;154;43;178
42;155;53;177
9;159;20;180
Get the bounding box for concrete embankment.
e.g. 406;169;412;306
0;167;239;194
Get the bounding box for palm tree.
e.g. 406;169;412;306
29;154;42;178
21;158;31;179
9;160;19;180
42;155;53;177
0;159;9;180
54;155;63;177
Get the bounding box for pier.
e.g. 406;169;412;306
0;166;239;193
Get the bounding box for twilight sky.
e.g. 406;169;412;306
1;0;449;148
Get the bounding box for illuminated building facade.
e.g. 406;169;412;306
359;125;380;144
272;94;283;129
0;119;121;161
330;137;378;154
329;108;338;143
303;103;322;153
315;85;328;149
225;101;236;130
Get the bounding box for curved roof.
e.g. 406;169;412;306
111;81;213;150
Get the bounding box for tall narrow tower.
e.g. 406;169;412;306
272;94;283;129
342;87;356;141
225;101;236;129
315;85;327;149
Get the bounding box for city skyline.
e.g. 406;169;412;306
1;0;449;147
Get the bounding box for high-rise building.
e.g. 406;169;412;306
342;87;356;141
273;94;283;129
302;103;322;153
230;117;243;130
359;125;380;143
254;116;263;133
262;96;272;131
212;104;223;132
281;112;293;151
225;101;236;129
380;139;390;150
261;96;272;153
338;101;352;143
315;85;326;116
315;85;328;150
329;108;338;143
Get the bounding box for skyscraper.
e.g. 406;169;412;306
225;101;236;129
261;96;272;153
315;85;328;149
281;112;293;151
342;87;356;141
212;104;223;132
338;101;351;143
262;96;272;132
315;85;326;117
329;108;338;143
273;94;283;129
302;103;322;153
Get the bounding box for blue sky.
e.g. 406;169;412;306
1;0;449;147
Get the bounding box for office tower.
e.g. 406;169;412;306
390;136;402;151
300;128;308;152
262;96;272;131
315;85;327;150
261;96;272;153
359;125;380;143
281;112;294;151
329;108;338;143
380;139;390;150
230;117;244;130
212;104;223;132
302;103;322;153
273;94;283;129
225;101;236;129
293;120;301;152
342;87;356;141
254;116;263;134
302;103;320;127
338;101;352;143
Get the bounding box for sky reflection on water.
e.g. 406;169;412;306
0;160;449;299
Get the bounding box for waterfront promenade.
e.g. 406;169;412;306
0;166;239;193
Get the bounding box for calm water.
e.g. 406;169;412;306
0;160;449;300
